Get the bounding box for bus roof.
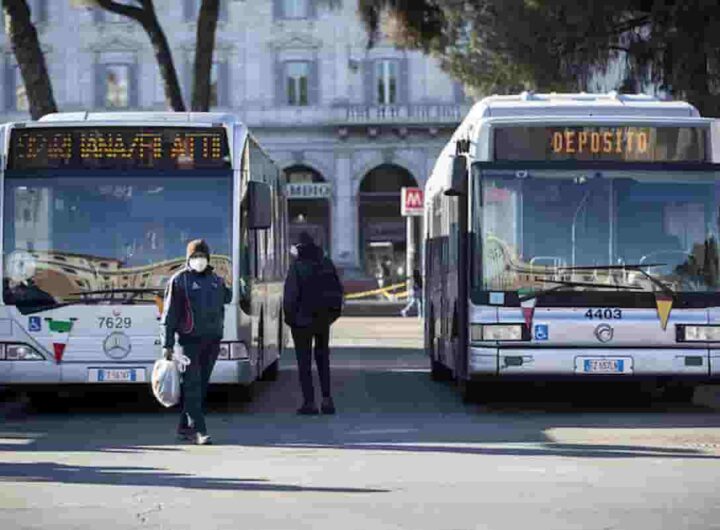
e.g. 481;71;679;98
467;91;700;119
36;111;241;126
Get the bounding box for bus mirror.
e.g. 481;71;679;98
247;181;272;230
445;155;467;196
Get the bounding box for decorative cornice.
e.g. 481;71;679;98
268;31;322;51
86;33;143;53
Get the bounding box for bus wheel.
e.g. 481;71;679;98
458;379;485;404
431;359;451;381
261;359;279;381
229;384;254;403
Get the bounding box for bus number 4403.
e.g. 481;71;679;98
585;309;622;320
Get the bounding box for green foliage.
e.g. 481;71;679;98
359;0;720;115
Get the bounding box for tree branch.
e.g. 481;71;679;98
94;0;144;21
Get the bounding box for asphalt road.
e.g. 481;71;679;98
1;317;720;530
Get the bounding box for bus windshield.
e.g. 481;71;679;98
472;166;720;297
2;172;233;312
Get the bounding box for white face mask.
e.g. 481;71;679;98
189;256;208;273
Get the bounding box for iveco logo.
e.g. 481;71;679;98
103;332;132;359
594;324;614;343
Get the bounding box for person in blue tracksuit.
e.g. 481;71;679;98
160;239;231;445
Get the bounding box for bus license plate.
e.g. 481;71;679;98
581;359;624;374
88;368;145;382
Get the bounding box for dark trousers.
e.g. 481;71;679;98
177;340;220;435
291;325;331;405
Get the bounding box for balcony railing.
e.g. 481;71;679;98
240;102;471;128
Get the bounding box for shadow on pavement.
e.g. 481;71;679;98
2;343;720;463
0;462;388;493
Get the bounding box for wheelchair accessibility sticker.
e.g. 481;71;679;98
534;324;549;341
28;316;42;332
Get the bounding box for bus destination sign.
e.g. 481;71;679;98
8;127;231;170
494;125;707;162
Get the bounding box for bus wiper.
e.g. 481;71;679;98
518;279;645;303
556;263;675;296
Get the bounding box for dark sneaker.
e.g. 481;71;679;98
297;404;319;415
195;433;212;445
321;398;336;415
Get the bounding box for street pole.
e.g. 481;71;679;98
406;215;415;295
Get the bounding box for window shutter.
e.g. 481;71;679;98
93;7;105;23
398;56;409;104
363;59;374;104
274;59;285;105
272;0;283;20
183;0;195;22
308;0;317;19
184;55;193;104
217;60;229;107
4;60;16;111
94;61;105;108
35;0;48;24
129;63;139;108
219;0;229;22
309;60;319;105
453;81;465;103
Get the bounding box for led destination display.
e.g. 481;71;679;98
8;127;231;170
494;125;707;162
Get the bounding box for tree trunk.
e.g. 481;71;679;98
3;0;57;119
192;0;219;111
95;0;185;111
138;10;186;111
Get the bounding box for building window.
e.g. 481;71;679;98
286;62;309;106
376;60;398;105
283;0;308;19
105;64;130;108
14;66;28;112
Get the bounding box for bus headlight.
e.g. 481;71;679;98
471;324;527;342
0;343;45;361
678;325;720;342
219;342;249;360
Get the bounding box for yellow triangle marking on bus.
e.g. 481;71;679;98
154;295;164;315
655;294;673;331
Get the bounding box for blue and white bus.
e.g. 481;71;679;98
425;92;720;402
0;112;288;401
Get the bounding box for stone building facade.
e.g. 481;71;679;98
0;0;472;277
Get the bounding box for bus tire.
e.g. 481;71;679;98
229;383;254;403
459;379;485;404
261;358;279;381
431;359;451;382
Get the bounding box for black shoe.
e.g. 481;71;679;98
297;404;319;415
321;398;336;415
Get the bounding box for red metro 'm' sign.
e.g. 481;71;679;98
401;187;424;217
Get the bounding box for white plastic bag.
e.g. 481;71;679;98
151;359;182;408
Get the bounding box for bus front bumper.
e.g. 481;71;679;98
469;346;720;381
0;359;255;386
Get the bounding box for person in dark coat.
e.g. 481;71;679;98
283;232;343;415
160;239;231;445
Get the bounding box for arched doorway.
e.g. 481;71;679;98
285;165;331;252
358;164;417;282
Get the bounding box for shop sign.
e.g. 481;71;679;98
401;187;424;216
286;182;332;199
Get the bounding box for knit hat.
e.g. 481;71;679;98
186;239;210;259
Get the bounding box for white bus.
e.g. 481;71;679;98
425;92;720;402
0;112;288;401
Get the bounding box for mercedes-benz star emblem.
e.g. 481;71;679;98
594;323;614;343
103;332;132;360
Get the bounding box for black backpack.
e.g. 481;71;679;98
303;256;344;324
